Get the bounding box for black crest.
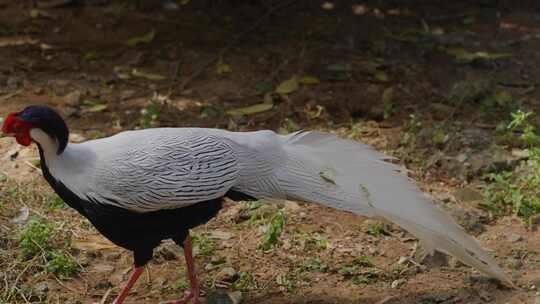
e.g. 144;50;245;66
18;105;69;154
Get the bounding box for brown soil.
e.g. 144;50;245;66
1;1;540;303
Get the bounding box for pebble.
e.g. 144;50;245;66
217;266;238;282
103;251;121;262
391;279;405;288
506;233;523;243
6;76;21;89
155;242;180;261
206;290;243;304
63;90;82;106
34;281;49;297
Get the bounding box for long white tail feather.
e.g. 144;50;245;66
275;131;512;285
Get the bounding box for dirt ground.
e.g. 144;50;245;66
2;0;540;303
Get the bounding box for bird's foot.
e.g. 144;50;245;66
160;288;200;304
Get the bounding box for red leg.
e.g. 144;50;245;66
112;266;144;304
161;236;200;304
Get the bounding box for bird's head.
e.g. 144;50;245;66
2;105;69;154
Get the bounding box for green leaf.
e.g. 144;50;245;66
275;76;299;94
299;75;320;85
216;57;232;74
87;103;108;113
374;71;389;82
125;30;156;47
446;48;511;64
259;210;285;251
84;51;99;61
29;9;41;19
226;103;273;116
131;69;166;80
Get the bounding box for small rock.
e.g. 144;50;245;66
69;133;87;143
450;208;485;235
94;281;113;290
154;277;168;287
34;282;49;297
12;207;29;224
103;251;121;261
228;291;243;304
532;277;540;290
478;289;492;302
92;264;115;273
217;267;238;283
209;230;234;240
391;279;405;289
64;106;79;117
7;76;21;89
397;256;409;265
77;251;96;267
418;251;449;268
460;128;491;149
63;90;82;106
34;87;44;95
282;200;301;213
455;153;468;163
453;187;483;204
206;289;234;304
155;242;180;261
418;293;453;303
120;90;136;100
434;192;452;203
531;214;540;231
506;256;523;270
506;233;523;243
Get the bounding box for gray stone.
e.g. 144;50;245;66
454;187;483;204
206;289;234;304
217;267;238;282
229;291;243;304
450;208;485;235
63;90;82;106
506;233;523;243
103;251;121;261
6;76;21;89
418;251;449;268
155;242;180;261
391;279;406;289
34;282;49;297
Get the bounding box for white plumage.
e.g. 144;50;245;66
34;127;511;285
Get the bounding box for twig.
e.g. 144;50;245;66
54;276;85;295
24;160;43;175
0;90;21;102
99;288;112;304
7;255;38;302
376;296;397;304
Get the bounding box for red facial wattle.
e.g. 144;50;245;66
1;112;16;134
2;112;33;146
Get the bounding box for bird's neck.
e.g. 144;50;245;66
30;128;94;182
30;128;61;164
